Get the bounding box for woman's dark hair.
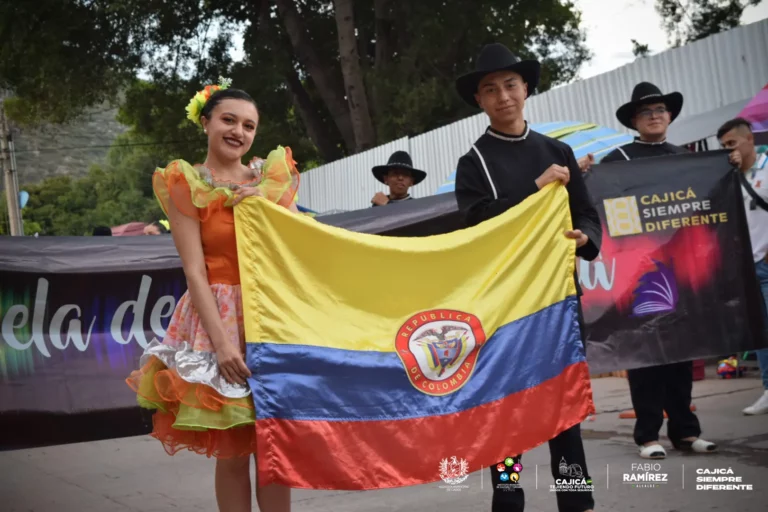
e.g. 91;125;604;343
200;88;258;122
92;226;112;236
150;221;169;234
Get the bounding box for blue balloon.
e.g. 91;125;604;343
19;190;30;209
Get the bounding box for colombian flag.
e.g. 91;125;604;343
235;183;594;490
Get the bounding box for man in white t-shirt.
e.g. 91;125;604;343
718;117;768;415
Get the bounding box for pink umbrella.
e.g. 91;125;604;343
739;82;768;144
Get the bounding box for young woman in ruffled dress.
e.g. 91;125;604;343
127;80;299;512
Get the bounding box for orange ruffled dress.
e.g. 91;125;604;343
126;146;300;459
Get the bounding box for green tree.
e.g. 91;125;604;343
2;0;591;154
0;198;40;235
655;0;763;47
271;0;591;153
0;0;148;125
10;131;168;236
2;0;592;172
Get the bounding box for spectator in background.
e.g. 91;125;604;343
718;117;768;416
370;151;427;207
92;226;112;236
143;221;169;235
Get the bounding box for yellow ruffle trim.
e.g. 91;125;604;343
152;145;300;219
129;356;256;432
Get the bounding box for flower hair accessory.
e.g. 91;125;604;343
186;76;233;127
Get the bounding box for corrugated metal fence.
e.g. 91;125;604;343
300;137;409;213
300;20;768;213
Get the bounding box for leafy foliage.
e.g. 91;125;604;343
2;0;591;156
632;39;651;58
0;0;146;125
655;0;762;47
1;132;166;236
1;0;593;234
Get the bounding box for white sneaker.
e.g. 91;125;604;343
743;390;768;415
639;443;666;459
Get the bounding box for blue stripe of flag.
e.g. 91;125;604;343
246;296;585;422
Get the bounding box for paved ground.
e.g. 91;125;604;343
2;366;766;511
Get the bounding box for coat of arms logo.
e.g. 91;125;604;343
439;456;470;485
395;309;487;396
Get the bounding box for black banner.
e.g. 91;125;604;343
580;151;766;373
1;150;765;449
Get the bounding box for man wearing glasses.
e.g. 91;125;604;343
600;82;719;460
602;82;687;163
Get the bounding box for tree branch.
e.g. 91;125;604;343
374;0;395;71
274;0;356;153
285;67;343;162
334;0;376;151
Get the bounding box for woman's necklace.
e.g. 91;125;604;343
198;158;264;191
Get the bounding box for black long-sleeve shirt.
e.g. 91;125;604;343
602;138;688;163
455;124;602;262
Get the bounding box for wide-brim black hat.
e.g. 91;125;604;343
455;43;540;108
616;82;684;129
372;150;427;185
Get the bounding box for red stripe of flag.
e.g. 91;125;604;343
255;361;594;490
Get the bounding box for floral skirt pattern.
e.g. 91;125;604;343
125;284;257;458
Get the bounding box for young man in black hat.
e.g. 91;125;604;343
370;150;427;207
454;42;600;512
601;82;718;460
602;82;687;162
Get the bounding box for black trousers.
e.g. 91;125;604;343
627;361;701;447
490;299;593;511
489;424;594;512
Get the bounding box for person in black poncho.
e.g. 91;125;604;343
601;82;688;163
454;42;600;512
600;82;718;460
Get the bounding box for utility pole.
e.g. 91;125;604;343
1;94;23;236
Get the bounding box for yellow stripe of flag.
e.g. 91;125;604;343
235;183;576;353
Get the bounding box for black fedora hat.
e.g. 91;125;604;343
372;151;427;185
455;43;540;108
616;82;684;129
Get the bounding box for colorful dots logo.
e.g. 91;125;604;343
498;456;523;486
